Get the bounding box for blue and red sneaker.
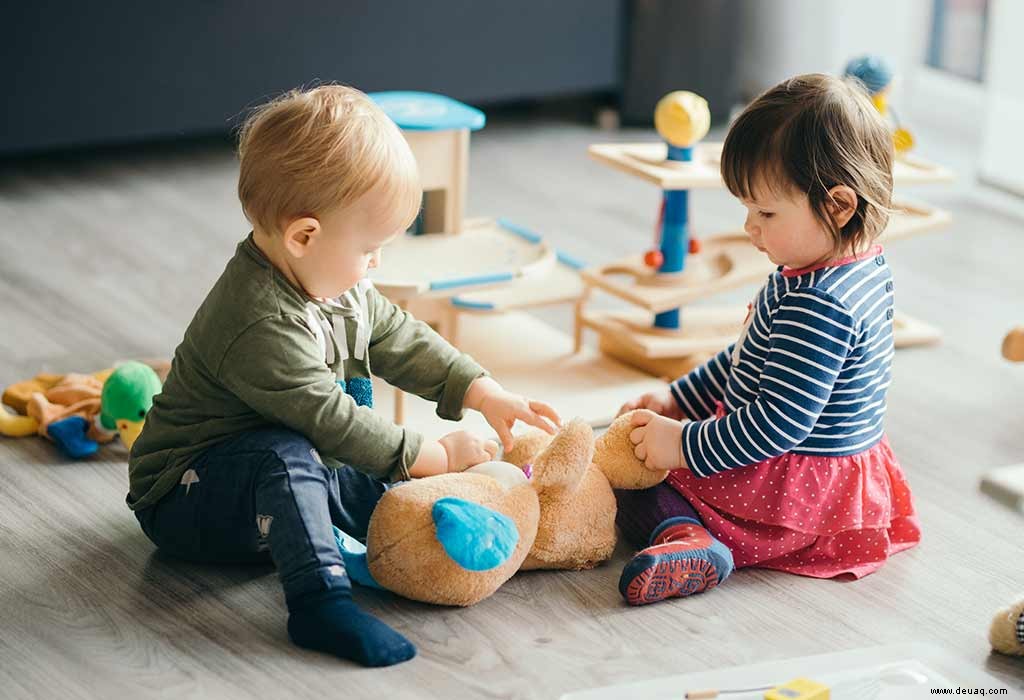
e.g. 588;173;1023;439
619;516;734;606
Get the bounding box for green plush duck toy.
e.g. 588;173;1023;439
98;361;163;451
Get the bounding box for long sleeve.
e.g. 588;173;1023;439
218;315;420;482
681;288;857;477
365;287;486;421
670;345;734;420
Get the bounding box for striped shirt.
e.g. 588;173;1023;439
672;245;895;478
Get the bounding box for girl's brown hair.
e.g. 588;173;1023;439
721;73;894;255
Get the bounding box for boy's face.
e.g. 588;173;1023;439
294;189;404;299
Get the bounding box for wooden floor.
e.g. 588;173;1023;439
1;117;1023;699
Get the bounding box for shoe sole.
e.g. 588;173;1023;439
623;555;718;606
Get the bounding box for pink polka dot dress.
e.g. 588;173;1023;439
665;248;921;579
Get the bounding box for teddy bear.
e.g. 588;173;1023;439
989;596;1024;656
363;411;667;606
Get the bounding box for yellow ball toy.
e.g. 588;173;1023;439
654;91;711;148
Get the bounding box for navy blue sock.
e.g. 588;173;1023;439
286;589;416;667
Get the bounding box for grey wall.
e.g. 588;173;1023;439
1;1;624;155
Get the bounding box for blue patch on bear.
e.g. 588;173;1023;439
432;497;519;571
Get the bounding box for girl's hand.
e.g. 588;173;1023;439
628;409;686;471
617;387;684;420
465;377;560;452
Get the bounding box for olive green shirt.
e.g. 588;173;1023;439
127;235;486;511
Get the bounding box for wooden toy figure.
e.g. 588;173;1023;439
649;91;711;329
843;54;915;154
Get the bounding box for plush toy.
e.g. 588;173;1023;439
989;596;1024;656
1003;326;1024;362
363;411;667;606
1;361;162;458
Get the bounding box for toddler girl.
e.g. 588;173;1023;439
616;73;921;605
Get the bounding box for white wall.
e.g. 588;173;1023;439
736;0;931;101
980;0;1024;195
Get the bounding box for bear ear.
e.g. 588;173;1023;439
593;410;668;490
503;428;554;469
529;418;593;497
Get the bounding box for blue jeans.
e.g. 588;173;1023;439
134;427;389;605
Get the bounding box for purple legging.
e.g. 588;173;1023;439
615;482;702;550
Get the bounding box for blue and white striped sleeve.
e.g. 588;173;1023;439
670;345;734;420
680;289;857;477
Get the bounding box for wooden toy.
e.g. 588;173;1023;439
369;91;485;234
369;92;666;426
578;88;955;376
1003;325;1024;362
576;91;775;377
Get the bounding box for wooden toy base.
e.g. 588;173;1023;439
981;463;1024;514
448;261;584;314
597;334;709;381
581;233;772;314
374;311;668;438
578;198;949;320
884;198;953;242
580;305;743;358
579;308;942;379
893;312;942;348
370;218;556;302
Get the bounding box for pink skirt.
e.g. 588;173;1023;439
666;435;920;579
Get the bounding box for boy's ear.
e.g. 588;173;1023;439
281;216;322;258
826;185;857;230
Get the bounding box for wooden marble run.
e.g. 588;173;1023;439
577;89;955;378
368;92;662;426
370;87;955;428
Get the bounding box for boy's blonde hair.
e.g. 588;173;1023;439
721;73;894;256
237;85;421;235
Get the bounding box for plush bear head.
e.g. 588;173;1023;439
506;411;667;571
366;469;540;607
364;411;668;606
989;595;1024;656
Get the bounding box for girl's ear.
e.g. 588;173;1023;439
826;185;858;230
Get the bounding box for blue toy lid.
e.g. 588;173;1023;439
369;91;486;131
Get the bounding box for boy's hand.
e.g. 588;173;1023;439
628;409;686;471
464;377;560;452
617;387;684;420
439;430;499;472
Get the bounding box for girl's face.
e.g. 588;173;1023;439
739;181;856;270
740;188;833;270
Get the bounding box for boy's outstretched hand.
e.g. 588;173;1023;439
465;377;561;452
